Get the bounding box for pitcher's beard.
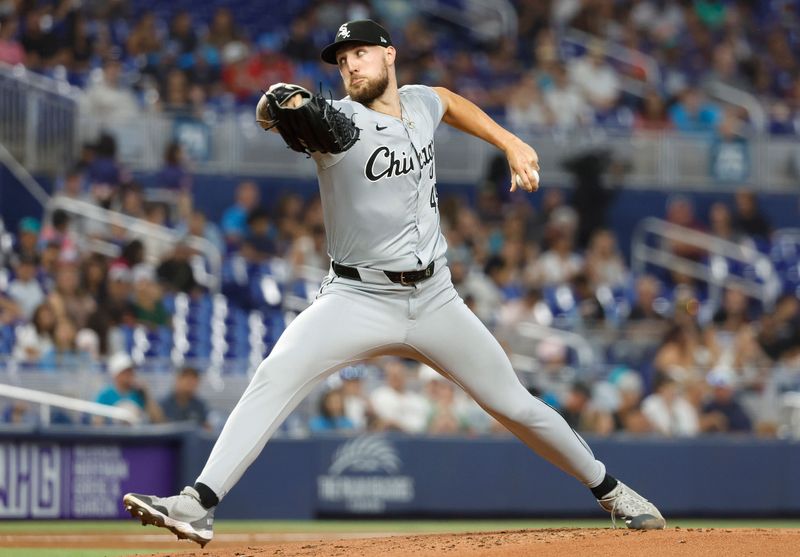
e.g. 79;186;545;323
347;65;389;105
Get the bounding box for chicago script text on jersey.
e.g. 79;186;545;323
364;139;435;182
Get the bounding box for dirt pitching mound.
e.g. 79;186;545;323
126;527;800;557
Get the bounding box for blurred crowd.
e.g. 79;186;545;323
1;128;799;437
1;0;800;133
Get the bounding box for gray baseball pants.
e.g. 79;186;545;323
196;262;606;499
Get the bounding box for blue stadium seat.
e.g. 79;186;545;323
596;284;632;327
186;294;213;323
262;309;286;345
248;264;285;311
146;326;174;358
223;307;250;360
542;285;579;329
0;324;15;355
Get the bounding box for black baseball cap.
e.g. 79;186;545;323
320;19;393;65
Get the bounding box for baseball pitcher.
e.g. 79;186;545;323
123;20;665;546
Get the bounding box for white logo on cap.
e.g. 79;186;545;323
380;36;387;43
337;24;350;39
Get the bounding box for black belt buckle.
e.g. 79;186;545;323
396;262;434;285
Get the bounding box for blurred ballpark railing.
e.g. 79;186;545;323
0;382;140;425
88;116;800;191
3;62;799;191
80;115;800;191
0;365;253;429
45;196;222;293
560;28;768;131
413;0;517;43
632;217;783;310
0;63;80;175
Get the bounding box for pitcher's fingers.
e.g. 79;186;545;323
526;167;540;191
511;172;527;192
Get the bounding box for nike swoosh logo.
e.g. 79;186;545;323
375;124;388;131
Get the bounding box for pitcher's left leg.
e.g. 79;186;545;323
406;293;605;487
405;282;665;528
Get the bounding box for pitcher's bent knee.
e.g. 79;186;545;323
248;356;310;397
486;396;546;426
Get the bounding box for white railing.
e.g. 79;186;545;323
508;322;597;374
561;27;661;87
0;142;52;206
47;196;222;292
414;0;517;42
560;28;767;132
0;142;223;291
0;383;140;425
706;81;767;132
66;113;800;191
0;62;80;173
632;217;782;308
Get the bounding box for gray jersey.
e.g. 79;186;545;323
313;85;446;271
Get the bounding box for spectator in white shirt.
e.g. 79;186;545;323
369;358;430;434
544;64;592;129
568;42;621;111
80;58;140;126
641;375;700;437
13;302;56;363
584;229;629;289
630;0;685;44
506;75;554;131
7;255;44;320
527;208;584;287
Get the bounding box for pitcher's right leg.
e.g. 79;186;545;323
124;282;406;545
196;286;403;499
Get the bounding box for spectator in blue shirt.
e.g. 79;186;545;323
93;353;164;425
668;87;720;133
309;388;355;433
221;180;260;248
13;217;41;265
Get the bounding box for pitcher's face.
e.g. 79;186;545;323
337;44;392;105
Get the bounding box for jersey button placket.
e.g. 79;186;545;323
403;121;425;261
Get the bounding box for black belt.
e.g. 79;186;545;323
332;261;435;285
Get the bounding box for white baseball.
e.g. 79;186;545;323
515;169;540;188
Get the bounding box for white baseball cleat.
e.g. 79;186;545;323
123;486;214;547
597;481;666;530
